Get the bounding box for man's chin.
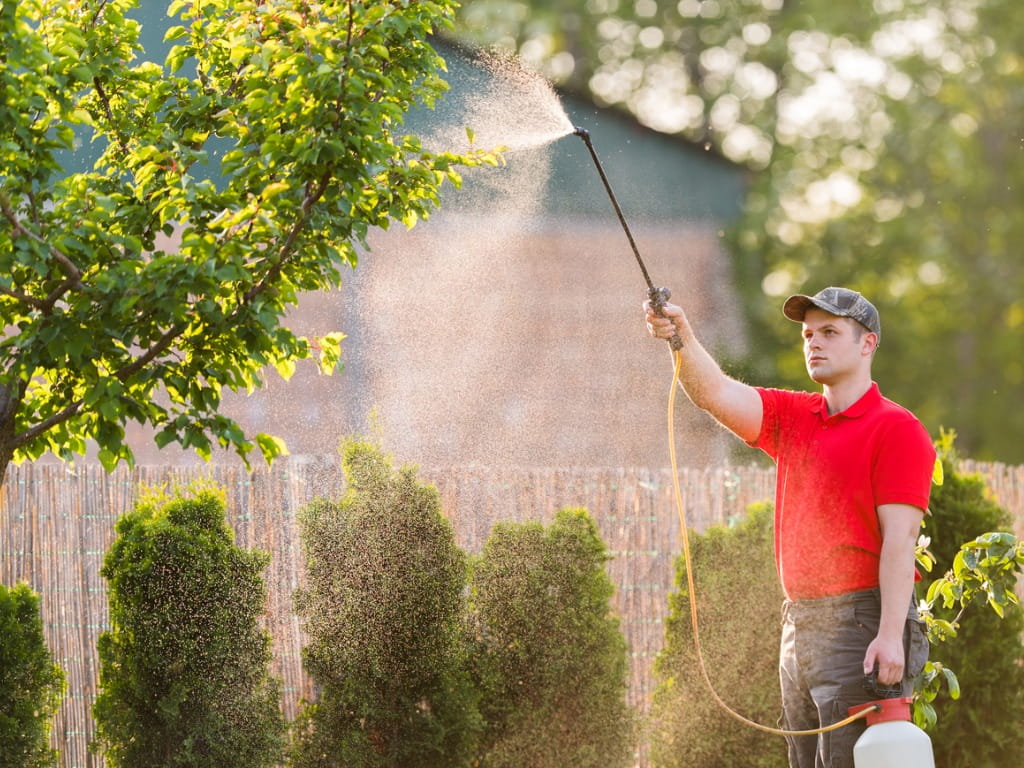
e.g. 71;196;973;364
807;367;830;384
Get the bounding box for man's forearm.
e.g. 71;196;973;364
647;303;763;442
868;504;924;683
877;533;917;642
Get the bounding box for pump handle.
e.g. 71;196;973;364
862;671;904;700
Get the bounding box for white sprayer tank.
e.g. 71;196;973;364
847;697;935;768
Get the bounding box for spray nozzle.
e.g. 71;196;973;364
572;126;590;139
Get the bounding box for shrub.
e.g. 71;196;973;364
93;484;286;768
0;582;65;768
290;438;479;768
467;507;636;768
648;502;787;768
921;450;1024;766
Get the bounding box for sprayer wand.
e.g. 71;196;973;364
572;126;683;351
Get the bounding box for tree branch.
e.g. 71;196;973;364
233;3;356;308
88;0;110;29
92;77;130;155
242;170;333;304
0;286;47;311
14;400;84;447
0;191;85;289
113;321;187;382
12;320;189;449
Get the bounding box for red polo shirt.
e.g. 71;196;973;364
751;383;935;600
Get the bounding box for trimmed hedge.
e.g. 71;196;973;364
648;502;787;768
467;507;636;768
93;485;286;768
290;439;480;768
291;442;635;768
923;453;1024;766
0;582;65;768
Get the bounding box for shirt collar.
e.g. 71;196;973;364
809;382;881;419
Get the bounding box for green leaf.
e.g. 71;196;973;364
261;181;289;201
987;597;1005;618
154;428;178;449
942;667;961;700
166;44;189;73
97;448;120;473
163;25;189;42
314;331;345;375
274;358;296;381
68;108;93;124
913;700;936;730
254;433;289;462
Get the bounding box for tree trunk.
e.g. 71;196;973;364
0;383;19;488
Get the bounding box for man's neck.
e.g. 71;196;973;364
822;377;873;416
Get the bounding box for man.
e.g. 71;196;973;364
645;286;933;768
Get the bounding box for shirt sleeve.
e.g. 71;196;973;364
872;416;936;512
749;387;786;460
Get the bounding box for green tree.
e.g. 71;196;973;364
0;0;498;484
93;484;286;768
467;507;636;768
0;582;66;768
648;503;786;768
456;0;1024;462
290;438;479;768
723;0;1024;466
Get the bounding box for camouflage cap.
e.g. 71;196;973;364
782;287;881;339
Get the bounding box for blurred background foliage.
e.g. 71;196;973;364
452;0;1024;463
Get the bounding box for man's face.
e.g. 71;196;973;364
801;308;876;385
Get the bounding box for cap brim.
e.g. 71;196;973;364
783;294;819;323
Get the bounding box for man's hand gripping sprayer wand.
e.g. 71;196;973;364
571;125;878;736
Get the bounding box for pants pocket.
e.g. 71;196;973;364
905;615;929;679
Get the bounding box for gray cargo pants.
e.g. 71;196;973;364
778;588;929;768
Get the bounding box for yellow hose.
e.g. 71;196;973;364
666;349;876;735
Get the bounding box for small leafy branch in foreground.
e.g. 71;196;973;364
922;531;1023;630
913;530;1024;729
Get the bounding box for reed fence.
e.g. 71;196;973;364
2;458;1022;768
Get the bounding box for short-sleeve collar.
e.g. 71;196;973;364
808;382;881;420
